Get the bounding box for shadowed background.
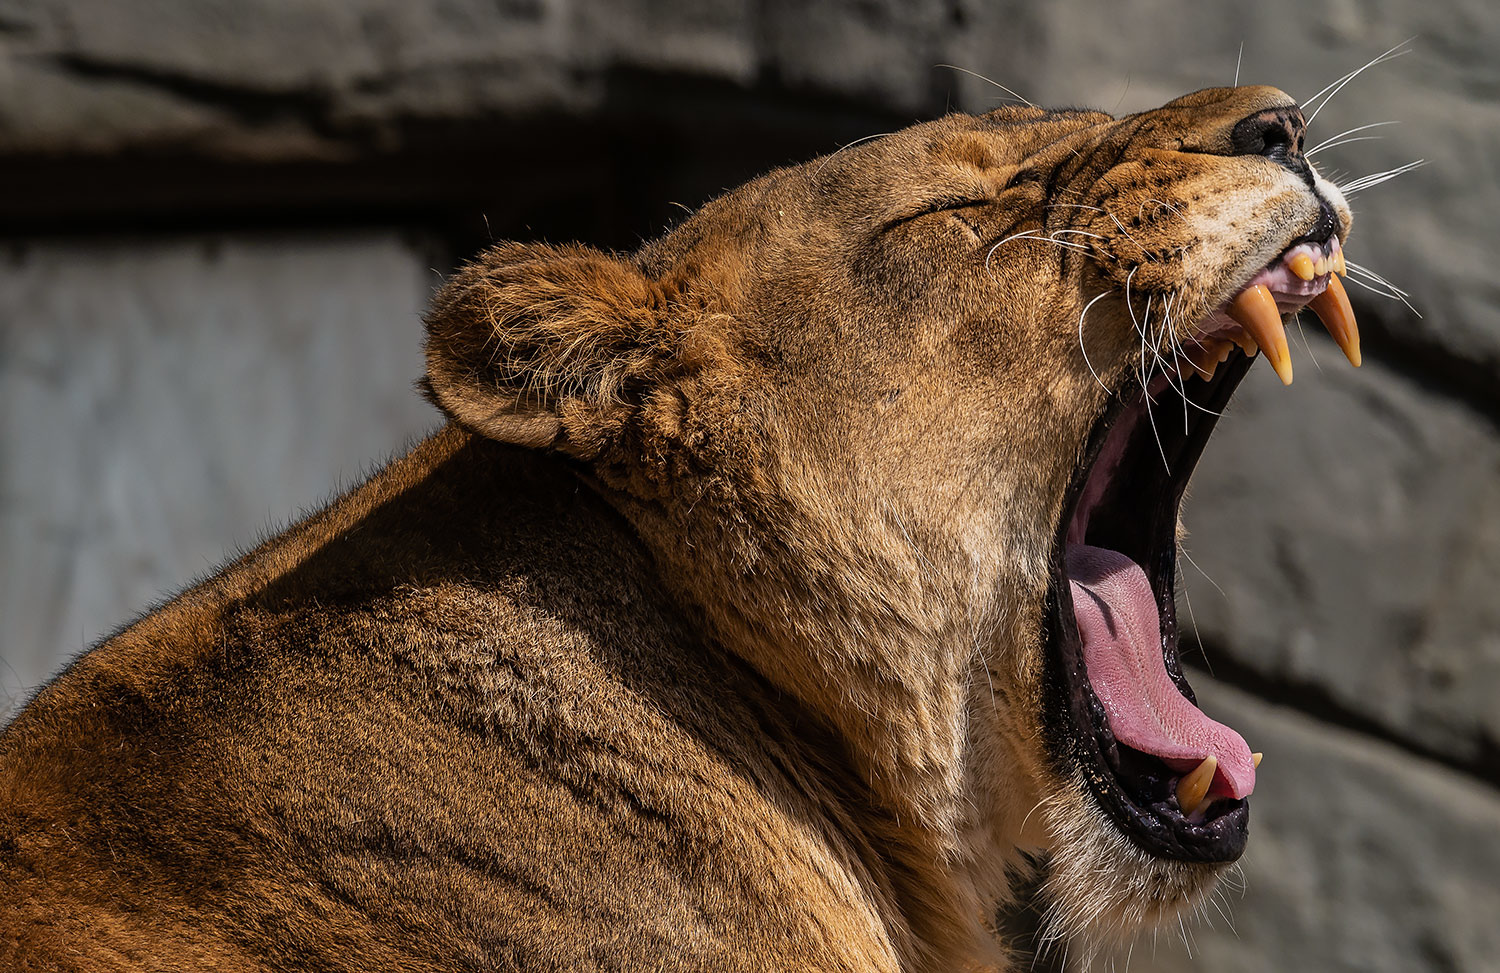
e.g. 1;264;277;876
2;3;1497;970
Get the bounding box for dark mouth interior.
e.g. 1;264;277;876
1043;352;1255;863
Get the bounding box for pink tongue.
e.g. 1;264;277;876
1067;545;1256;800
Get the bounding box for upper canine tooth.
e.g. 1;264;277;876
1307;273;1361;367
1288;252;1316;281
1228;284;1293;385
1177;754;1218;816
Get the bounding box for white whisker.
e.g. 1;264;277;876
1344;261;1412;298
1339;158;1426;194
813;132;891;175
1307;134;1384;155
1149;294;1192;430
934;63;1036;107
1133;291;1170;472
1291;311;1322;372
1208;888;1239;937
1180;545;1227;602
991;229;1049;249
1181;381;1227;417
1166;300;1194;432
1139;198;1186;221
1107;210;1156;262
1339;270;1405;304
1301;40;1413;124
1178;557;1211;676
1344;261;1423;317
1078;290;1114;392
1306;120;1399;157
986;230;1093;275
1018;794;1054;837
1233;42;1244;88
1145;294;1225;420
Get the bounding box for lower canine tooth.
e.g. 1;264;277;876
1228;284;1293;385
1307;273;1361;367
1177;755;1218;816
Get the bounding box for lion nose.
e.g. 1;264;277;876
1230;107;1307;164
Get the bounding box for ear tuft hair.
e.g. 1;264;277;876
423;242;683;458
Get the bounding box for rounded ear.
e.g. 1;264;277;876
422;242;679;459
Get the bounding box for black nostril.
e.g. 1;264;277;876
1230;107;1306;163
1261;126;1293;158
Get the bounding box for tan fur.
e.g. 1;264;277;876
1;87;1349;971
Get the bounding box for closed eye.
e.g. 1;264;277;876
882;196;991;234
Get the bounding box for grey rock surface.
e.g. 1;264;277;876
1182;346;1500;775
0;232;438;716
1125;677;1500;973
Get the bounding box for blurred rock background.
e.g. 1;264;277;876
1;2;1495;970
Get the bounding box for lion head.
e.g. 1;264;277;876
423;85;1357;967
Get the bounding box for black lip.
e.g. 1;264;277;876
1041;352;1255;863
1288;198;1340;249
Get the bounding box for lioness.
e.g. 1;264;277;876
1;85;1360;971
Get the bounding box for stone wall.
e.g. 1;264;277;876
2;2;1496;969
0;232;439;707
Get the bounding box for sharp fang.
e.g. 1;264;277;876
1176;754;1218;816
1335;250;1347;276
1228;284;1292;385
1288;252;1316;281
1307;273;1362;367
1252;751;1263;768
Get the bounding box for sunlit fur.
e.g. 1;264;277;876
2;87;1353;971
424;85;1352;968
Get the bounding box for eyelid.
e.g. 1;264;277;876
884;196;990;230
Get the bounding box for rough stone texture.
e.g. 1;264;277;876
1123;677;1500;973
0;232;437;715
1181;345;1500;777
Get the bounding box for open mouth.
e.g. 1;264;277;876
1043;229;1358;862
